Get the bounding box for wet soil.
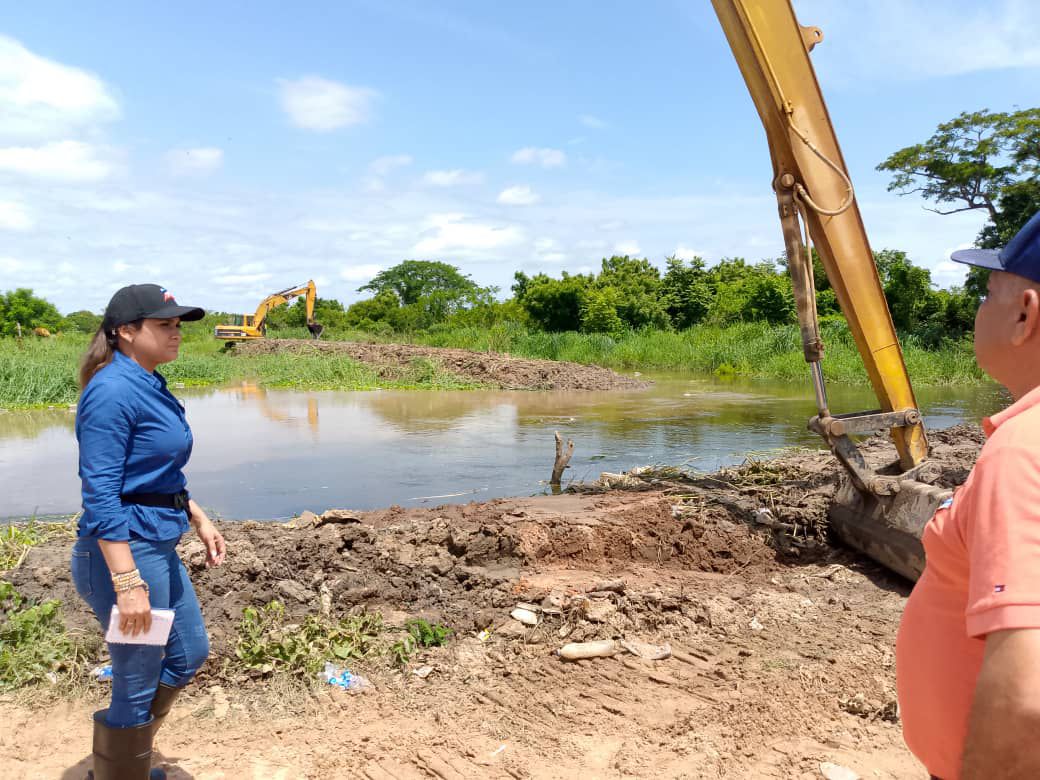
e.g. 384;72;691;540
1;427;985;779
233;339;650;391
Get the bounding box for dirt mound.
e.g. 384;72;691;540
234;339;649;391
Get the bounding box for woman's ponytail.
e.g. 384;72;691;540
79;327;120;390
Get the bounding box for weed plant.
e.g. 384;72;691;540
0;518;76;572
234;601;453;680
0;581;101;691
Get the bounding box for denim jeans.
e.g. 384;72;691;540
70;536;209;728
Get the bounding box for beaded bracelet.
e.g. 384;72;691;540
111;568;149;594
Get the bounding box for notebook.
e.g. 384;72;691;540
105;606;175;646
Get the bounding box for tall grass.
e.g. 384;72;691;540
0;319;984;409
0;334;478;409
407;320;984;385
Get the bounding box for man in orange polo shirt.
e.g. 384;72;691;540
897;210;1040;780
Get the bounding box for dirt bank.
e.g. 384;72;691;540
2;428;984;779
234;339;650;391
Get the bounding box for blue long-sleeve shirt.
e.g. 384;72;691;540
76;350;193;541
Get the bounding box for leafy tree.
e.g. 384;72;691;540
705;259;794;325
0;289;62;336
345;291;400;328
580;287;625;333
595;255;670;330
513;271;591;332
63;310;103;333
359;260;489;307
661;256;712;329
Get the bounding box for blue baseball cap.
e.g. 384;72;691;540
951;209;1040;284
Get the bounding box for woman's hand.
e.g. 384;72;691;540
116;585;152;636
189;500;226;567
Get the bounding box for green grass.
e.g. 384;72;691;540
0;318;985;409
233;600;452;681
0;332;481;409
403;320;984;386
0;518;77;572
0;581;102;692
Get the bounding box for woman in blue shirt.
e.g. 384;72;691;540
71;284;226;780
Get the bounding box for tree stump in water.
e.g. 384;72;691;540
551;431;575;490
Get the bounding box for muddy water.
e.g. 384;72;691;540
0;376;1006;521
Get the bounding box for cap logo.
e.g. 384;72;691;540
161;287;175;303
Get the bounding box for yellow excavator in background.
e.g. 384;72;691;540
713;1;951;580
214;280;324;341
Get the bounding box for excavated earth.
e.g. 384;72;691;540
1;426;984;779
233;339;650;391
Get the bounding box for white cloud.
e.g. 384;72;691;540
212;272;274;286
579;114;606;129
795;0;1040;81
613;240;641;256
672;245;704;261
369;154;412;175
278;76;378;131
0;35;120;140
422;169;483;187
497;185;540;206
340;263;384;283
112;261;130;273
165;147;223;175
0;200;32;230
511;147;566;168
0;256;24;273
0;140;114;181
414;213;524;256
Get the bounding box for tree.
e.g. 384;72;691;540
0;289;62;336
878;108;1040;247
63;310;103;333
662;256;712;329
359;260;488;307
580;287;625;333
513;271;591;332
595;255;671;330
345;291;400;328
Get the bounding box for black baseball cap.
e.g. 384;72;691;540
102;284;205;330
951;209;1040;284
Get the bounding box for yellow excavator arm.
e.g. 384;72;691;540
215;280;323;340
713;0;945;580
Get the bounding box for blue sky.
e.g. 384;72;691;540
1;1;1038;314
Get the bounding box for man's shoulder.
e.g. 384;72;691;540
987;404;1040;454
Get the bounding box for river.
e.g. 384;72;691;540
0;376;1006;521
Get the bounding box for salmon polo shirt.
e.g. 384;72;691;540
897;384;1040;780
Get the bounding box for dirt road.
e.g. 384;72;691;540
3;429;984;778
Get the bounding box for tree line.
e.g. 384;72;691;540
3;107;1036;346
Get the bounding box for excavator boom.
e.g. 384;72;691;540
713;0;946;579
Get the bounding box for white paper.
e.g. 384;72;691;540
105;606;175;646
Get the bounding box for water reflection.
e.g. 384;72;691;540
0;376;1007;521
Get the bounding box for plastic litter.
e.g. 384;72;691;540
321;662;371;692
91;664;113;682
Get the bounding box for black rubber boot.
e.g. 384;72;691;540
149;683;183;735
87;709;166;780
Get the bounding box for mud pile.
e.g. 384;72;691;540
234;339;649;391
8;425;983;668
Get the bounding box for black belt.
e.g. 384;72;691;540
122;490;190;514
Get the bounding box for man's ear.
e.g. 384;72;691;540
1011;288;1040;347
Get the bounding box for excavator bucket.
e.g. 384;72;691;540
307;321;324;340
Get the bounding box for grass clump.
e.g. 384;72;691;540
388;618;453;668
234;601;453;680
0;581;101;692
0;518;76;572
235;601;384;677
